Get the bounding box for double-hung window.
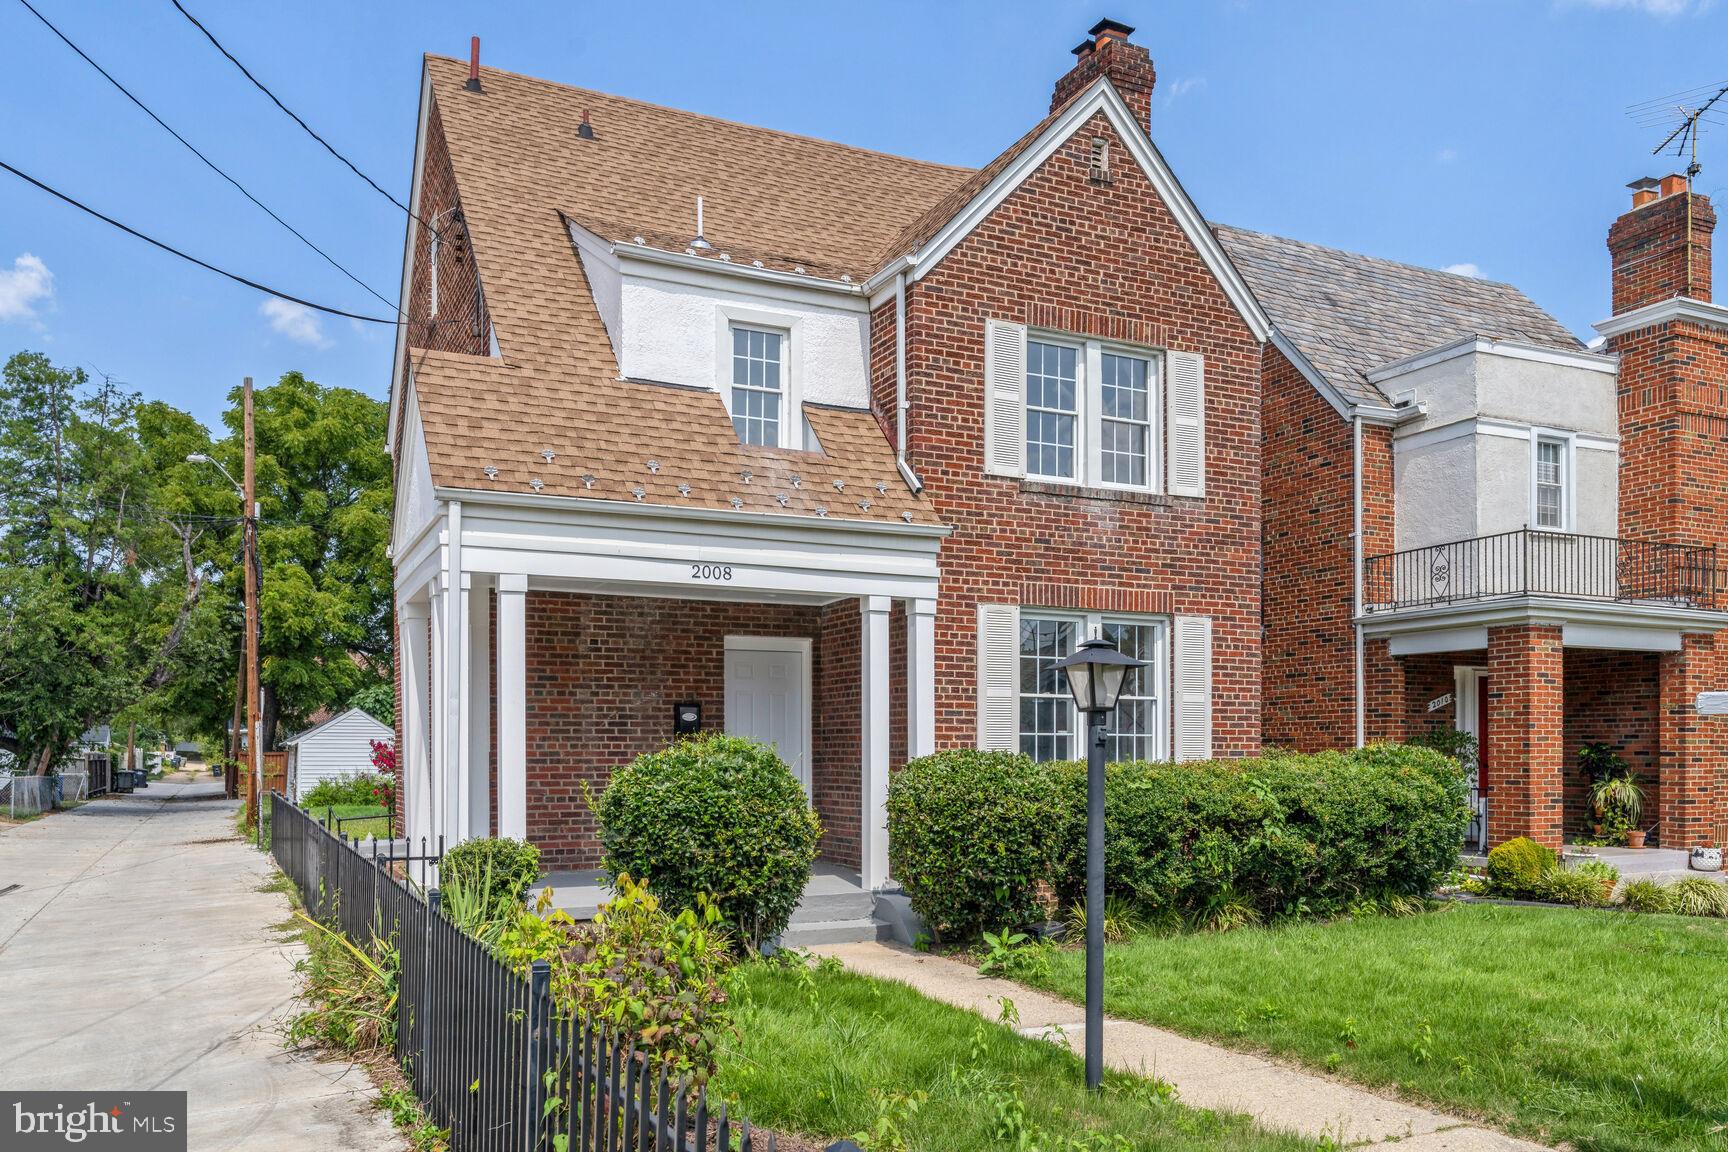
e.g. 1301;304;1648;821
1017;613;1167;763
1022;337;1158;490
1533;434;1568;530
730;325;784;447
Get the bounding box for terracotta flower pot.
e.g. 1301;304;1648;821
1626;830;1646;849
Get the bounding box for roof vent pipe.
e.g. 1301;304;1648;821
691;196;712;250
464;37;482;92
577;110;595;140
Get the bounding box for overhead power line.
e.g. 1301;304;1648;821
169;0;428;230
0;156;394;324
16;0;400;317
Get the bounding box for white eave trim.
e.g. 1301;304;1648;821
431;485;952;540
1367;335;1615;385
1594;295;1728;340
1358;594;1728;637
610;240;866;301
864;78;1272;343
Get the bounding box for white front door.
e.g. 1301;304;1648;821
724;639;811;796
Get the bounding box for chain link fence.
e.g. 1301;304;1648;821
0;774;55;819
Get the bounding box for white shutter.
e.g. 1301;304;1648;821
1166;350;1205;497
1172;615;1212;761
983;319;1027;478
976;603;1020;750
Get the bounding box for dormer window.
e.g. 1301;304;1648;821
731;325;784;446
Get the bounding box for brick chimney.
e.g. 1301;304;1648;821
1051;19;1155;134
1606;172;1715;314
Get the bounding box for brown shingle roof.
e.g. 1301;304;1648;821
415;56;968;525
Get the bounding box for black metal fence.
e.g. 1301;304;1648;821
1363;528;1718;612
268;794;774;1152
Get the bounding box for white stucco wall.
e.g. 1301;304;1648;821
616;273;871;409
1389;343;1620;551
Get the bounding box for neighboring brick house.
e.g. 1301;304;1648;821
387;21;1271;885
1236;178;1728;853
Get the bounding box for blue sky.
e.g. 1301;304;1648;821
0;0;1722;430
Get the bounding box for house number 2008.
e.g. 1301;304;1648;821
690;563;733;581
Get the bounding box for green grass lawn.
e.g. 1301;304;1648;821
1020;902;1728;1152
714;962;1310;1152
308;803;392;840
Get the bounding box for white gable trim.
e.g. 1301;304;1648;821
865;79;1270;344
387;63;434;456
393;376;439;558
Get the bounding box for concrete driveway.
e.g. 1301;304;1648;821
0;779;401;1151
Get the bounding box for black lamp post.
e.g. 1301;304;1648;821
1052;635;1146;1092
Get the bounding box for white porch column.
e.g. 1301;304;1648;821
861;595;893;890
496;574;528;840
399;598;430;850
428;581;447;852
443;504;464;849
465;576;492;838
907;597;937;760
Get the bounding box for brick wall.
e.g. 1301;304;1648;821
1658;632;1724;847
1564;649;1659;840
401;97;493;370
520;592;866;869
1606;191;1714;314
888;110;1264;755
1485;624;1566;848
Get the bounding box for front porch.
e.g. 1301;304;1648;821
1360;533;1728;850
395;494;944;893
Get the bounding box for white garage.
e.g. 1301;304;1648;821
283;707;394;802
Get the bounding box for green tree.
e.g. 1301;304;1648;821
215;372;392;747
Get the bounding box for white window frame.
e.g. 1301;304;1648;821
1529;429;1574;532
1016;610;1170;763
1023;332;1161;493
716;308;802;450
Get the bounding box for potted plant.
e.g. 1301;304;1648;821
1693;840;1723;872
1591;774;1644;848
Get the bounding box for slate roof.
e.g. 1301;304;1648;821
1212;224;1584;407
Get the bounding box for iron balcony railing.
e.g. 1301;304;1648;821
1363;529;1719;613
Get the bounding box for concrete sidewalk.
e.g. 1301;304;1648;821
0;780;401;1151
815;941;1548;1151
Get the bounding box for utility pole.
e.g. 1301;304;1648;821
243;378;262;843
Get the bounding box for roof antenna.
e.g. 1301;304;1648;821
1628;80;1727;181
691;195;712;250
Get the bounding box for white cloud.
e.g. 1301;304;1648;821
1561;0;1714;15
1442;262;1484;278
0;253;54;323
1435;147;1459;164
1163;77;1207;104
259;298;330;348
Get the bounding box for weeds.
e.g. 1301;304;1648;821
284;911;400;1057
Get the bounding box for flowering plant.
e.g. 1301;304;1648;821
368;740;397;808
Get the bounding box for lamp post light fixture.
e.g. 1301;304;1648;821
1052;634;1146;1092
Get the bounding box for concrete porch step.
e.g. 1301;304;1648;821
788;887;876;925
779;916;892;948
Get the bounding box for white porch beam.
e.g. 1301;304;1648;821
908;598;937;759
399;598;431;851
861;596;893;890
496;573;528;840
465;576;492;837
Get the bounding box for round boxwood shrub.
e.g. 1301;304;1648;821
1485;836;1557;897
886;749;1059;940
597;733;819;947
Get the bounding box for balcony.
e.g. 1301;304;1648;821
1363;529;1718;614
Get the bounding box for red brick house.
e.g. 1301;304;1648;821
390;19;1728;890
1243;176;1728;853
388;22;1270;888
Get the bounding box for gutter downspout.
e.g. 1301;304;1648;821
1352;413;1366;748
894;271;923;493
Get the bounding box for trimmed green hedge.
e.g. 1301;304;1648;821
598;733;820;947
887;744;1469;939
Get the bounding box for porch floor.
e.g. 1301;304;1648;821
540;860;875;923
1464;845;1725;885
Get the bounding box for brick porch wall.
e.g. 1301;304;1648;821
1659;632;1724;848
1564;649;1660;842
521;593;846;870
